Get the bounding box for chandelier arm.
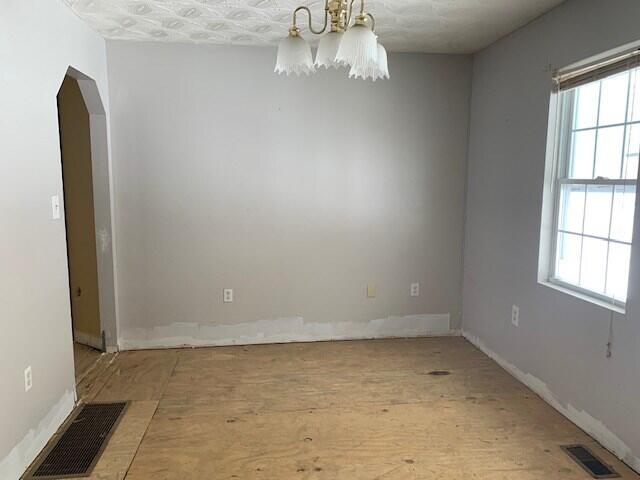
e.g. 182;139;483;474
365;12;375;31
292;2;329;35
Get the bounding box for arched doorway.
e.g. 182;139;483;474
56;67;117;380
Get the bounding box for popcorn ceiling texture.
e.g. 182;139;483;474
62;0;565;53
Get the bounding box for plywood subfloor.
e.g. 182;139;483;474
48;338;640;479
73;341;102;382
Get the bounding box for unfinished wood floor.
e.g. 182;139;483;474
73;342;102;382
64;337;639;479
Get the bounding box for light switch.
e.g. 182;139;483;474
51;195;61;220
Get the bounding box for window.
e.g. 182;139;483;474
547;52;639;309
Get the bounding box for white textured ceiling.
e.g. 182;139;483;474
62;0;565;53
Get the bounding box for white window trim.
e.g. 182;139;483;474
539;279;626;314
539;59;639;314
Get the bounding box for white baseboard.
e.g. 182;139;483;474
119;314;454;350
462;329;640;474
0;389;75;480
73;330;102;350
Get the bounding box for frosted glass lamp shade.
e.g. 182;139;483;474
315;31;346;69
275;33;315;76
375;43;389;80
349;43;390;81
335;23;378;69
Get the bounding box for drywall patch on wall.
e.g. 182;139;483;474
119;313;453;350
462;330;640;474
0;389;75;480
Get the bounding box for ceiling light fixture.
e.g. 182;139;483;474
275;0;389;81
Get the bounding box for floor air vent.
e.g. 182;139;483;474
561;444;620;479
24;402;128;479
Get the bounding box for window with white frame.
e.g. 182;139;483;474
549;53;639;308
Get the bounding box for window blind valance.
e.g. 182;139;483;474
555;49;640;91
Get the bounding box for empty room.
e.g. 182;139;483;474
2;0;640;478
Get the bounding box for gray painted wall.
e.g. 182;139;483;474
106;42;472;348
462;0;640;469
0;1;111;478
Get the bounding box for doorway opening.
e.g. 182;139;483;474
56;68;117;382
57;74;102;378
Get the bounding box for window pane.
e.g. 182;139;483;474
599;72;629;126
580;237;608;293
583;185;613;238
624;123;640;179
606;242;631;301
594;126;624;179
574;82;599;129
610;184;636;243
569;130;595;178
555;232;581;285
558;184;585;233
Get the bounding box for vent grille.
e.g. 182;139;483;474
561;445;620;479
24;402;127;479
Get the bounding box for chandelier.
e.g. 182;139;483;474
274;0;389;81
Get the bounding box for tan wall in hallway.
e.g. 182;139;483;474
58;76;101;341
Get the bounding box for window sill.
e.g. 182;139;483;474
539;280;626;315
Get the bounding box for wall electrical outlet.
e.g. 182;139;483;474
24;366;33;392
223;288;233;303
511;305;520;327
51;195;61;220
410;283;420;297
